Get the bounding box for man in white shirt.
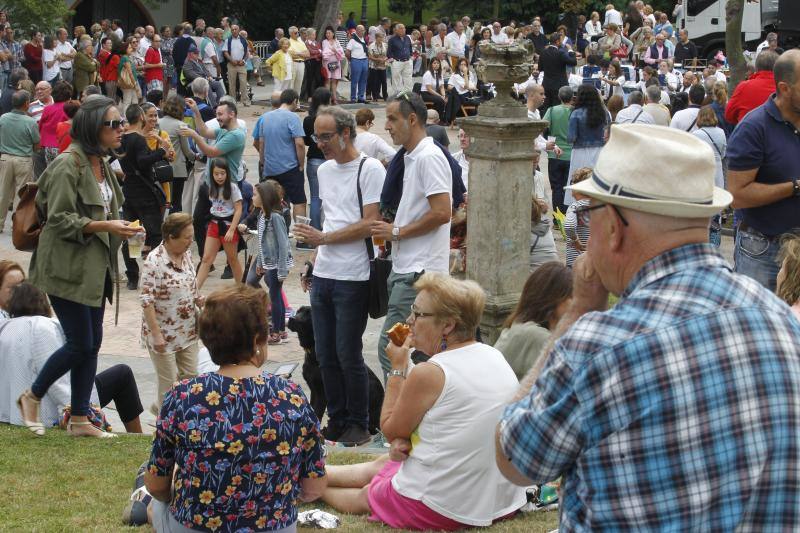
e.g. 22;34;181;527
445;21;468;72
138;25;155;56
293;106;386;447
54;28;76;84
452;128;470;190
670;84;705;132
491;21;509;44
111;19;124;40
200;27;220;78
615;91;655;124
373;92;452;376
223;25;250;106
604;4;623;28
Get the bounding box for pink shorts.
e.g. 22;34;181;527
367;460;465;531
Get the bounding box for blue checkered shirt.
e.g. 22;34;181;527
500;243;800;531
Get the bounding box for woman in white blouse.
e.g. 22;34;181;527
586;12;603;40
420;57;447;120
446;58;479;124
353;108;396;166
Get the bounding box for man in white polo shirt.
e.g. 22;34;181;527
372;91;453;376
54;28;76;84
445;21;468;72
294;106;386;447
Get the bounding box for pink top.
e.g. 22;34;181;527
38;102;66;148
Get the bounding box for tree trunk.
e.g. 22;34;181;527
413;3;423;25
492;0;500;20
314;0;343;33
361;0;368;23
725;0;747;92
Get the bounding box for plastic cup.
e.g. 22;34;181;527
127;230;146;259
373;235;386;247
294;216;311;242
547;136;556;144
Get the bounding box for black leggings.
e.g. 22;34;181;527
94;364;144;423
421;90;446;120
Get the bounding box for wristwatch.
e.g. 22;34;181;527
392;226;401;242
793;177;800;198
388;368;406;379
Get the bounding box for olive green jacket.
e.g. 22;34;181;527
29;143;124;307
73;51;98;95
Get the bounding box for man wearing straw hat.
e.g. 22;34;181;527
495;124;800;530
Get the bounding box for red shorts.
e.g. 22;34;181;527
367;460;465;531
206;220;239;243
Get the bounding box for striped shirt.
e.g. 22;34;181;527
500;243;800;531
564;199;590;268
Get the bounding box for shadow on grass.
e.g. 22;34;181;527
0;424;558;532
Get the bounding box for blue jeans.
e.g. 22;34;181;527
31;294;105;416
734;226;780;292
246;260;285;332
377;271;420;377
350;58;368;102
306;158;324;231
310;276;370;430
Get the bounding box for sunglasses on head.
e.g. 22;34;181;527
103;119;127;129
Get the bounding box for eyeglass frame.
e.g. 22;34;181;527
574;202;629;227
409;303;435;321
311;131;338;144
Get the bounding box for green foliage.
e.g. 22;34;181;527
388;0;439;24
2;0;72;35
187;0;316;40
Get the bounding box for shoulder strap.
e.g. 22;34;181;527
355;157;374;261
700;128;723;157
686;116;697;132
632;109;644;123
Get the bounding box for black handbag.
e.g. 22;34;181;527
356;157;391;319
152;159;173;183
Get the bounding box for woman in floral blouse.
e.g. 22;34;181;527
141;213;201;414
145;285;327;533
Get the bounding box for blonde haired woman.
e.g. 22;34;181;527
265;37;294;92
777;235;800;321
317;272;527;530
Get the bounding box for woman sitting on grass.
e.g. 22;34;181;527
494;262;573;380
317;273;527;531
144;285;326;533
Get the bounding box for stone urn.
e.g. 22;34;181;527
473;40;536;119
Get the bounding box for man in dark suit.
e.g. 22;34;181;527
538;33;576;115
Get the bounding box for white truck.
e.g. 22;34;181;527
680;0;800;59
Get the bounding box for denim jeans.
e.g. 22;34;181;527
310;276;370;430
349;58;368;102
377;271;421;378
734;226;780;292
548;158;571;214
246;260;286;332
306;158;325;230
31;294;105;416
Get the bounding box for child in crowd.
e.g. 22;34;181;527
564;167;593;268
777;234;800;321
240;180;293;344
196;158;243;289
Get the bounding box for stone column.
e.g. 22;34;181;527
459;41;548;344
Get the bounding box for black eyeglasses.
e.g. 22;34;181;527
574;203;629;226
311;132;336;144
410;304;435;321
102;119;127;129
395;90;412;102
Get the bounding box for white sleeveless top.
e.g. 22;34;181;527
392;343;528;526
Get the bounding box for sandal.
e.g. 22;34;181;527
16;390;44;436
267;333;282;345
67;420;117;439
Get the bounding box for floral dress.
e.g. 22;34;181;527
148;372;326;532
162;37;176;81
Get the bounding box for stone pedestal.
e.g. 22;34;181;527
459;41;548;344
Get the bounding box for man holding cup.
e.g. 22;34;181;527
293;106;385;447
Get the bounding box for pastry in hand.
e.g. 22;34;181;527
387;322;411;346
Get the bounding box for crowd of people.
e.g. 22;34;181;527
2;1;800;532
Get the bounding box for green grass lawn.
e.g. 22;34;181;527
340;0;439;27
0;425;558;532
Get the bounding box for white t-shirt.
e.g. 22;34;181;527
209;183;242;218
445;31;467;57
452;150;469;190
138;37;150;57
228;37;246;62
202;41;218;76
42;49;60;81
353;130;397;163
55;40;75;69
284;53;293;80
393;137;452;274
314;155;386;281
346;36;368;60
113;28;124;40
491;31;509;44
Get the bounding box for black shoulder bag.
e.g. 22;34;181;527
356;157;391;319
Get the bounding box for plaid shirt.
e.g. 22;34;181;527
2;39;22;71
500;243;800;531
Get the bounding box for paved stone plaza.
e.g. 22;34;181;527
0;81;735;433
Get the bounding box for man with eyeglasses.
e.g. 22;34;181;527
143;33;165;93
293;106;386;447
372;91;453;376
496;124;800;531
257;89;307;227
491;21;509;44
643;33;672;66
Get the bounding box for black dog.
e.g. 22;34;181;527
287;306;384;435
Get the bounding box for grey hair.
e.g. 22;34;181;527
288;26;298;33
645;84;661;103
219;94;236;105
306;27;316;36
190;77;209;96
558;85;574;103
627;90;644;105
756;50;779;72
437;23;447;32
11;89;30;109
316;106;358;140
70;95;117;156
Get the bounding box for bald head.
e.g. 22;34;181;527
774;48;800;88
271;91;282;108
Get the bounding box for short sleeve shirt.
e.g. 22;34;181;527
209;181;242;218
147;372;326;532
259;108;305;177
314;155;386;281
144;48;163;82
213;127;245;182
0;110;40;156
346;36;368;59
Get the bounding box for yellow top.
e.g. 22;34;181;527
265;50;291;80
288;37;308;61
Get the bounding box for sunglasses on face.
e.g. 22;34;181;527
103;119;127;129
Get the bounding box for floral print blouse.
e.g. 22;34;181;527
148;372;326;532
140;243;200;353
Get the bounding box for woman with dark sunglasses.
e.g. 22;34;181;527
17;95;142;438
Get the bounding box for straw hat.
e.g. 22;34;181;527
567;124;732;218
